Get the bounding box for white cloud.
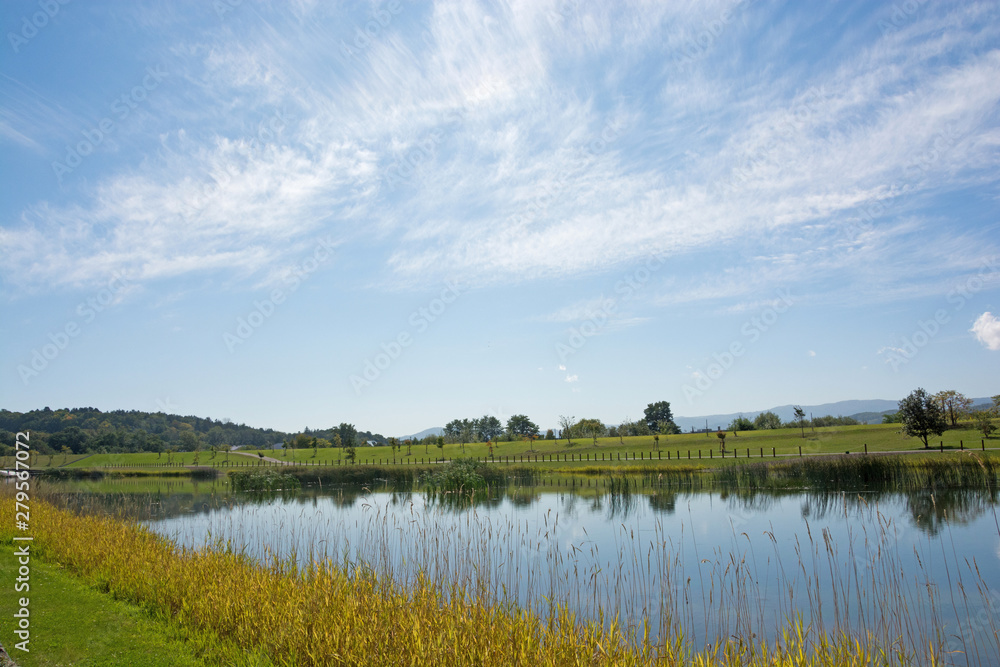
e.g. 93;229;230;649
808;350;816;357
971;312;1000;350
565;374;579;383
2;1;999;303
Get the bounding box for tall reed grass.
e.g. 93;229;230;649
2;487;963;666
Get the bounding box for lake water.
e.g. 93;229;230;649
46;478;1000;665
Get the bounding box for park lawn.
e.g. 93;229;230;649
0;552;211;667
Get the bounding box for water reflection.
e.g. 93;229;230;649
34;475;1000;534
30;474;1000;665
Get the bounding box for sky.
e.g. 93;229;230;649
1;0;998;437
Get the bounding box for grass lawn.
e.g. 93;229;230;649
0;552;209;666
5;423;995;473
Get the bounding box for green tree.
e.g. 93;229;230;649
933;390;973;427
728;416;755;432
753;411;782;430
436;436;445;460
972;410;996;438
338;423;357;450
444;420;462;443
476;415;503;443
898;388;947;448
48;426;89;455
544;429;555;440
793;407;806;438
575;418;605;445
882;412;901;424
644;401;677;433
506;414;539;439
558;415;575;445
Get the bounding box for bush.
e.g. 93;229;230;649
420;458;505;492
229;469;301;492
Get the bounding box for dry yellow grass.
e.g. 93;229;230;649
0;492;935;666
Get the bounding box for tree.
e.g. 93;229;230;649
443;420;461;442
338;423;357;451
436;436;445;460
460;419;475;448
619;419;651;437
644;402;677;433
389;437;399;458
898;388;947;448
575;418;605;445
544;429;555;440
972;410;996;438
345;444;357;464
48;426;89;455
753;411;782;430
933;390;973;427
728;416;755;432
882;412;901;424
793;407;806;438
477;416;503;443
558;415;575;445
506;414;539;439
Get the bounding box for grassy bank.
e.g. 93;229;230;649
0;491;936;666
0;552;209;666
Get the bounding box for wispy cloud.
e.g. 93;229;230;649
1;0;998;308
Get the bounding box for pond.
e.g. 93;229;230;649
40;476;1000;665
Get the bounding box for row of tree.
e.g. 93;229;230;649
0;408;382;458
726;412;860;432
438;402;682;448
882;390;986;427
897;389;999;446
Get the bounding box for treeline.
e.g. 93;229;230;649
439;402;683;446
726;412;860;432
0;407;383;457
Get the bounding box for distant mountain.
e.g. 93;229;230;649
845;411;896;424
397;426;444;441
674;397;991;431
673;399;900;432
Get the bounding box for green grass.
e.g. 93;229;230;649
4;423;995;474
0;551;209;666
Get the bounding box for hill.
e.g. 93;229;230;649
397;427;444;441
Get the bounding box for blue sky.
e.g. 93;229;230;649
1;0;998;436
